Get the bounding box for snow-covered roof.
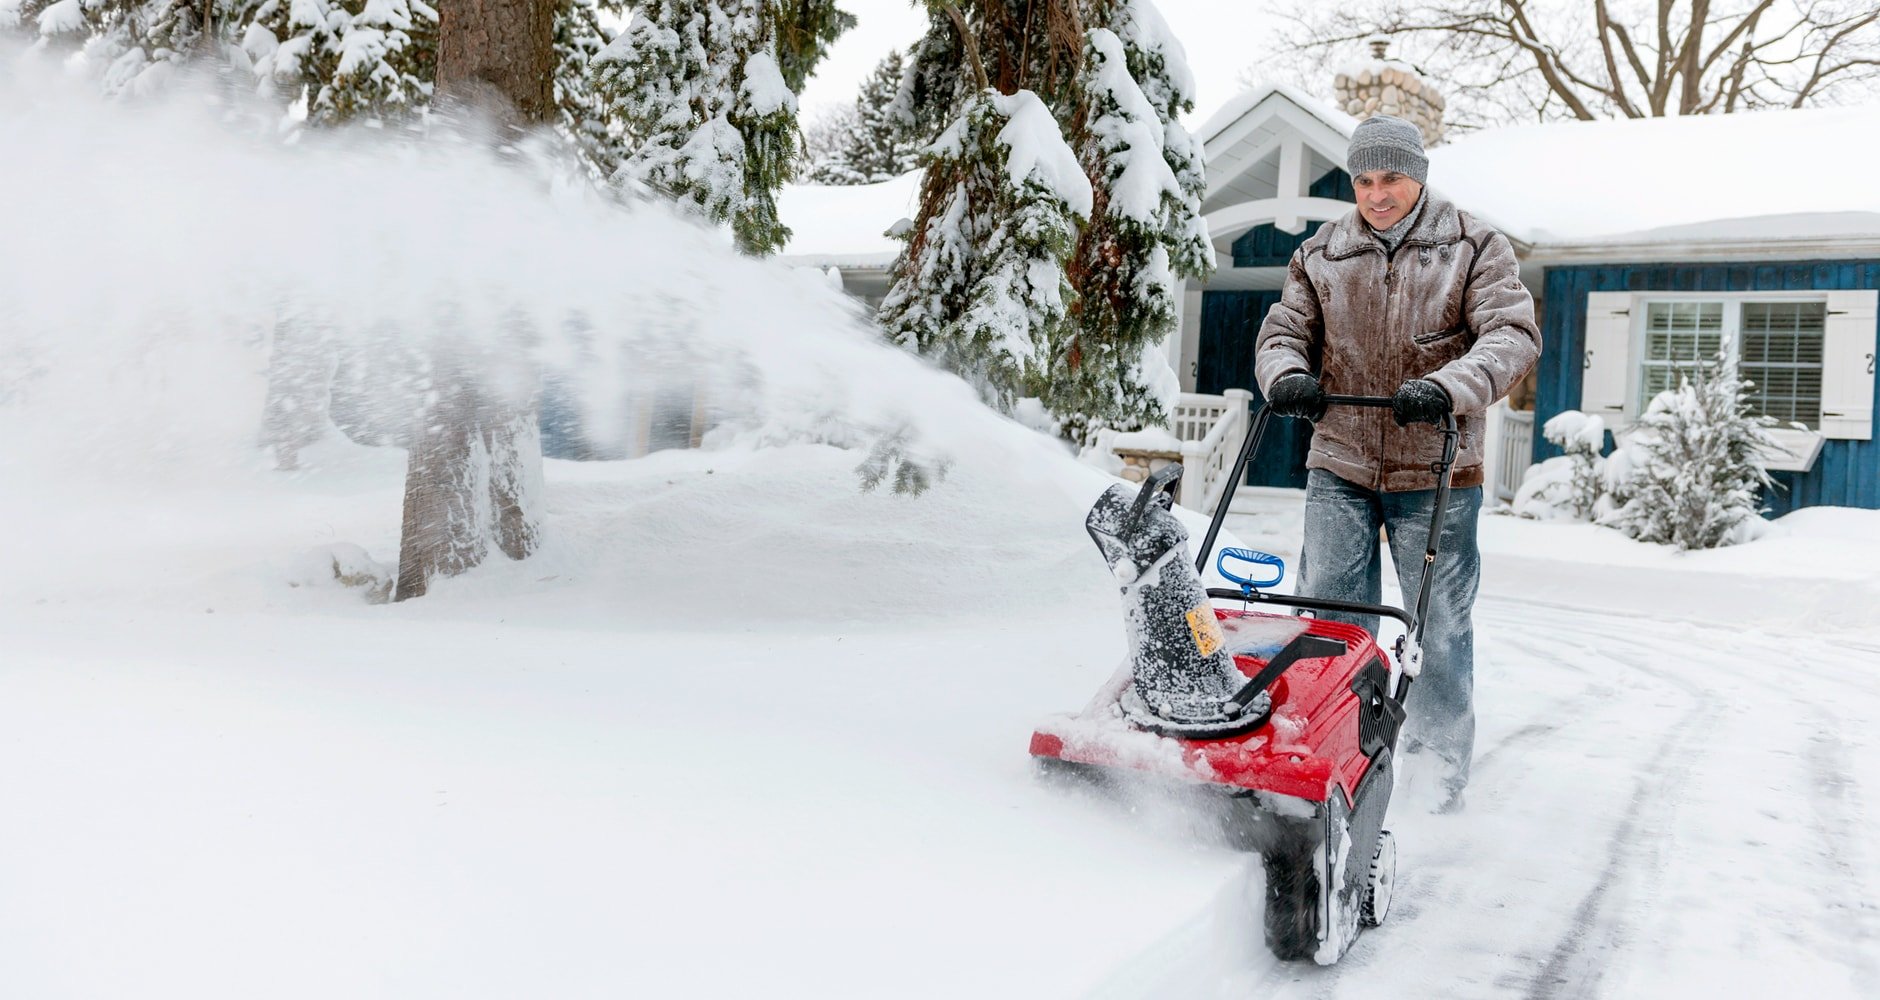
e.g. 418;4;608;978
779;94;1880;269
775;171;920;269
1429;104;1880;253
1195;81;1359;147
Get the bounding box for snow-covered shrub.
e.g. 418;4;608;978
1511;409;1605;520
1599;356;1784;551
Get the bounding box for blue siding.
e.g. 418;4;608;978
1536;259;1880;514
1198;290;1312;488
1230;169;1354;267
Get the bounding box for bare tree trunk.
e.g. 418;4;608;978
435;0;558;127
394;0;556;602
260;312;338;471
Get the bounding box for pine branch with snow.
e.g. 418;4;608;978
887;1;1208;445
239;0;437;126
879;88;1090;413
553;0;628;180
769;0;852;94
1600;352;1784;551
598;0;809;256
10;0;233;95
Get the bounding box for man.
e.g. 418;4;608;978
1255;115;1540;811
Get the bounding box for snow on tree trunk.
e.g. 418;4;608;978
395;0;553;601
879;88;1089;412
434;0;555;125
1600;352;1784;551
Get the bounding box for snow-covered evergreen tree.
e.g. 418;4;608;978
1601;353;1784;551
813;48;922;185
800;101;856;181
884;0;1209;442
599;0;848;255
239;0;437;126
554;0;627;179
878;88;1090;411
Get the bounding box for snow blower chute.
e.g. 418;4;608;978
1031;395;1460;965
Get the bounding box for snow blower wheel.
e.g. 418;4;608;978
1261;846;1323;962
1361;830;1396;927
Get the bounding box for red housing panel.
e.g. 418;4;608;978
1030;610;1387;804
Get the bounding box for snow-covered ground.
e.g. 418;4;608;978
4;431;1878;999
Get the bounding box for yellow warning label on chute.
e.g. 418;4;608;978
1186;605;1225;657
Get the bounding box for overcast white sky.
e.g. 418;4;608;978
795;1;1292;126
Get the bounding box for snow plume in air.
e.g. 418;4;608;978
0;44;1057;494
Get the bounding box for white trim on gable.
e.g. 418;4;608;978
1200;90;1355;231
1204;197;1354;249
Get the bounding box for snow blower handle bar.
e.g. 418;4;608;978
1192;395;1461;650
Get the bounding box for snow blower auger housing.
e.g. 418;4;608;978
1030;396;1460;965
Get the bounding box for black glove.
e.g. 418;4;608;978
1266;373;1328;421
1392;378;1452;426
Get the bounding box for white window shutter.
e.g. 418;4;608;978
1822;289;1877;441
1581;292;1633;420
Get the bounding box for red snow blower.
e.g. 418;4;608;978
1030;396;1460;964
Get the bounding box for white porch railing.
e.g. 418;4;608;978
1493;406;1535;502
1173;389;1254;514
1113;389;1254;514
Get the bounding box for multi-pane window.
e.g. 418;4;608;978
1640;302;1723;407
1739;302;1825;429
1637;298;1826;430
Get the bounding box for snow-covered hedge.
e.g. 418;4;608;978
1512;352;1786;550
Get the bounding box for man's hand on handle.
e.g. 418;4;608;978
1391;378;1453;427
1267;373;1329;421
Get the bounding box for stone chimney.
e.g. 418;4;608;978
1333;37;1446;146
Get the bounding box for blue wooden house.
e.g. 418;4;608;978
1173;85;1880;513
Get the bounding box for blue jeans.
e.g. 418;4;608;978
1299;469;1481;789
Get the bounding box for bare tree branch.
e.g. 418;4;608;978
1269;0;1880;128
1594;0;1646;117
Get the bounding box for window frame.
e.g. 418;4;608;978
1626;290;1828;472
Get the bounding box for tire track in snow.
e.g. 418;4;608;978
1476;609;1713;1000
1490;605;1880;997
1230;605;1703;1000
1803;714;1880;983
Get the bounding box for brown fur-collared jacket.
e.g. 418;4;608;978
1254;195;1541;491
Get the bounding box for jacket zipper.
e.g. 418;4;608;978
1376;250;1393;490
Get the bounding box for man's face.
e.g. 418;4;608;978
1354;170;1424;230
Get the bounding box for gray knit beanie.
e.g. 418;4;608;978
1346;115;1427;185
